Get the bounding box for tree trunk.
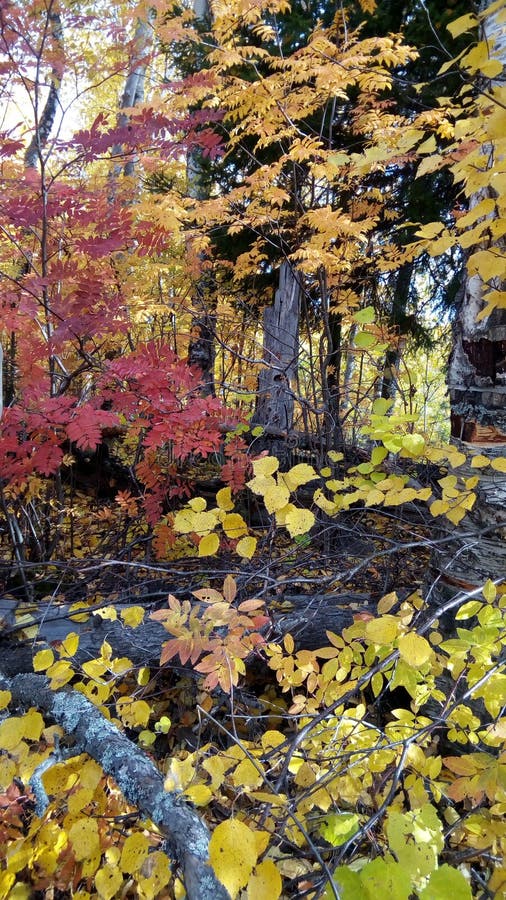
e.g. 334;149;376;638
251;261;302;466
429;0;506;606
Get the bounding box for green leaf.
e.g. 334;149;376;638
419;865;472;900
353;305;375;324
354;331;376;349
320;813;359;847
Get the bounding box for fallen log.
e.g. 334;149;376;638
0;671;230;900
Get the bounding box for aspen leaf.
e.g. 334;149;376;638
236;536;257;558
377;592;398;614
320;813;359;847
419;865;472;900
116;698;150;728
398;633;432;667
354;330;376;348
371;446;388;465
327;450;344;462
121;606;145;628
281;462;317;491
222;513;248;538
188;496;207;512
120;833;150;874
247;474;276;496
69;818;100;861
365;488;385;507
247;860;282;900
470;454;489;468
284;507;315;537
154;716;171;733
372;398;392;415
353;305;375;324
23;709;44;741
445;505;467;525
491;457;506;473
216;486;234;511
0;717;25;751
0;690;11;711
138;730;156;747
199;532;220;556
185;783;213;806
483;579;497;602
59;632;79;657
456;600;483;620
430;499;448;517
209;819;259;898
401;433;425;456
365;616;399;644
446;12;478;38
95;865;123;900
252;456;279;477
260;480;289;513
33;648;55;672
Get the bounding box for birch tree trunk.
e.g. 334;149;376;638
429;0;506;604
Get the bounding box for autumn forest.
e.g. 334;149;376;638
0;0;505;897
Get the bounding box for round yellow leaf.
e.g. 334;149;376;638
223;513;248;539
209;819;259;898
398;632;433;667
236;536;257;559
247;859;282;900
252;456;279;477
95;864;123;900
116;698;151;728
69;818;100;861
184;783;213;806
199;532;220;557
33;648;54;672
264;482;290;514
0;717;26;751
216;486;235;511
120;832;150;874
121;606;145;628
365;616;399;645
284;507;315;537
0;690;12;711
491;457;506;473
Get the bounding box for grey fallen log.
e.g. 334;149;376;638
0;671;230;900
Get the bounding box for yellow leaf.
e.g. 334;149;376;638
264;482;290;514
231;758;264;789
471;455;490;468
120;833;150;874
446;505;467;525
446;12;478;38
69;818;100;861
247;859;282;899
95;864;123;900
222;513;248;539
184;783;213;806
247;474;277;496
23;709;44;741
47;660;74;688
0;755;16;789
188;496;207;512
216;486;234;511
94;606;117;621
199;533;220;556
252;456;279;477
401;433;425;456
377;592;398;614
327;450;344;462
116;698;150;728
365;616;399;645
281;463;317;491
236;536;257;559
33;648;55;672
283;507;315;537
0;690;11;711
398;633;433;667
209;819;259;898
0;716;25;751
59;633;79;657
491;457;506;473
430;499;449;517
121;606;145;628
483;579;497;602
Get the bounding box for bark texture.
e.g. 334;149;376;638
252;261;302;464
